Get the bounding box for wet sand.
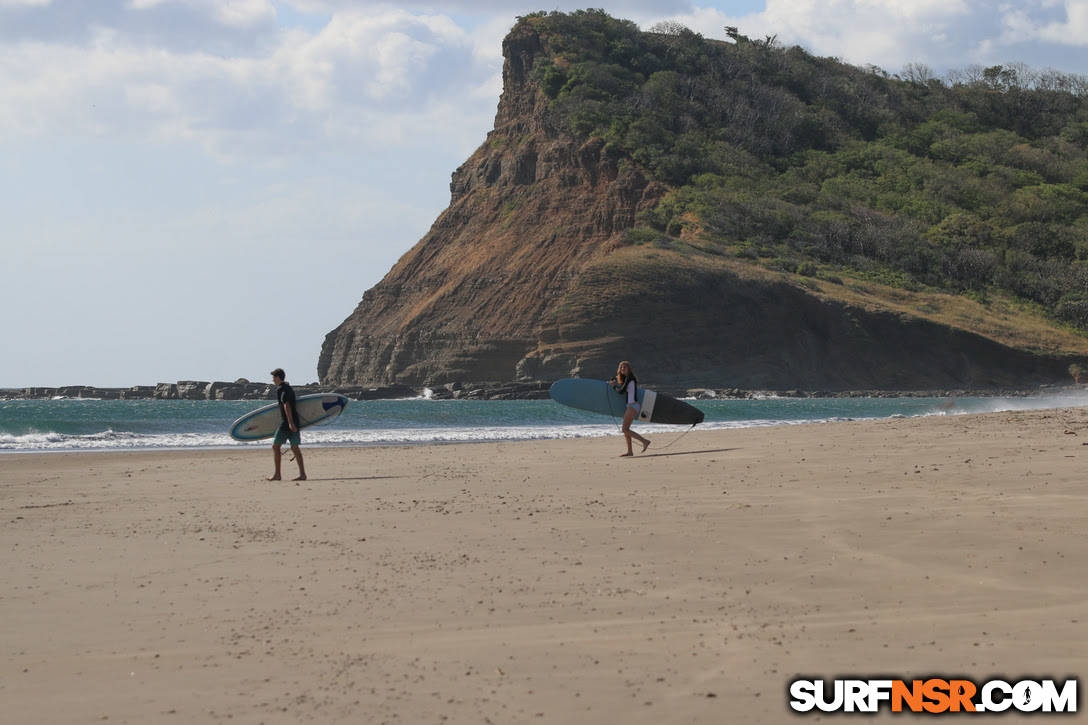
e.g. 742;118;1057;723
3;408;1087;723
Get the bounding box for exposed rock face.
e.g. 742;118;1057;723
155;383;180;400
318;22;1079;391
320;25;666;388
175;381;205;400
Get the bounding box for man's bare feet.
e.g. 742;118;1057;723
641;440;651;453
267;474;281;481
292;475;307;481
620;452;633;457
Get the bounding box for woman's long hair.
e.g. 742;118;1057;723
614;360;636;385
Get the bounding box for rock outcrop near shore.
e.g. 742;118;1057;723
319;13;1088;392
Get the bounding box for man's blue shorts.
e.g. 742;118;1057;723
273;424;300;447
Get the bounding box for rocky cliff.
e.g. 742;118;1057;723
319;24;667;387
318;16;1087;391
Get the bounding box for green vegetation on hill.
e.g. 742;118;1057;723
513;10;1088;331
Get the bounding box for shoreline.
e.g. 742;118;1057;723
7;392;1088;454
4;409;1087;722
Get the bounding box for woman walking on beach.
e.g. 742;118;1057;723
610;360;650;457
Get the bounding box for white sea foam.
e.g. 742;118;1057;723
0;430;233;452
924;389;1088;416
0;426;605;452
0;419;860;452
3;390;1086;452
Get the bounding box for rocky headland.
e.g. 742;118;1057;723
317;12;1088;394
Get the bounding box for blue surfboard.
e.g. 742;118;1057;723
549;378;704;425
229;393;349;441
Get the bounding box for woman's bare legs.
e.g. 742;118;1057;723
620;407;650;456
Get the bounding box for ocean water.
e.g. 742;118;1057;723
3;389;1088;453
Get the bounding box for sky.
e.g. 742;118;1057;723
1;0;1085;388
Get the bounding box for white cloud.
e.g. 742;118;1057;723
0;5;498;159
737;0;973;66
283;9;470;104
127;0;275;26
213;0;276;27
281;0;693;13
1003;0;1088;46
649;0;1084;75
855;0;970;19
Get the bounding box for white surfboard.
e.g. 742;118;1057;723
229;393;349;441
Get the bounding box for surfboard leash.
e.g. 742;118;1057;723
649;423;698;452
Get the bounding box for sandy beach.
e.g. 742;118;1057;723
3;408;1087;723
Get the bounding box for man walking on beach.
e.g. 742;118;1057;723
269;368;306;481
